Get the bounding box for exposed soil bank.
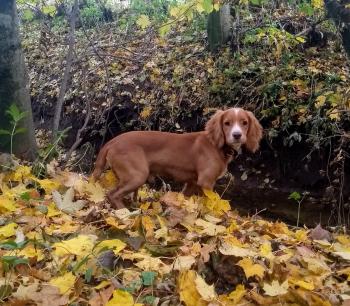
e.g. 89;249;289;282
216;143;349;227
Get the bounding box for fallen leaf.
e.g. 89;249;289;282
263;280;289;296
173;255;196;271
195;218;226;236
0;195;17;212
195;273;216;301
89;285;115;306
95;239;127;255
106;289;142;306
237;257;265;279
219;242;256;257
53;235;96;257
52;187;86;214
13;282;69;306
178;270;206;306
50;271;76;295
309;224;331;241
0;222;17;238
219;284;246;305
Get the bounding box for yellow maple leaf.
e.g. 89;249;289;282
260;241;273;258
0;222;17;239
178;270;207;306
33;178;61;194
237;257;265;279
219;242;256;257
195;218;226;236
134;254;171;275
294;229;308;241
315;95;326;108
195;273;217;301
9;165;32;181
302;256;331;275
53;235;96;257
53;221;79;234
173;255;196;271
141;215;155;238
203;189;230;216
263;280;289;296
289;277;314;290
106;289;143;306
84;181;105;203
0;195;17;213
136;14;151;30
95;239;127;255
336;235;350;245
47;202;61;217
328;110;340;121
26;231;42;240
140;106;152;119
50;271;76;295
154;215;168;240
226;220;238;233
17;244;44;261
94;280;111;289
99;170;117;190
105;216;127;229
219;284;246;305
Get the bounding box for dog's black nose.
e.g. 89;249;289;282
233;132;242;140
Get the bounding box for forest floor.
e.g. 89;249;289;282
1;164;350;305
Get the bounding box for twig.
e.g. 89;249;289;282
79;19;114;144
294;17;328;37
65;67;91;163
52;0;78;139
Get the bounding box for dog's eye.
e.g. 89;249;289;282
224;121;230;126
242;120;248;126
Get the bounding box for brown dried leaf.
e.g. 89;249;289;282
309;224;332;241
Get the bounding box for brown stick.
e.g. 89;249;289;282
65;67;91;164
52;0;78;139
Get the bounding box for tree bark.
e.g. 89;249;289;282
324;0;350;57
207;4;232;53
0;0;37;160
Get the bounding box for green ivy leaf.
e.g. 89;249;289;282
85;267;93;282
141;271;156;286
20;192;31;201
36;205;48;214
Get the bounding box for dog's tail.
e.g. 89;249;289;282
92;145;108;181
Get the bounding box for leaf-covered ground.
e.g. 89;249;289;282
1;163;350;305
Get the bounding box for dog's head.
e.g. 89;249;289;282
205;108;263;152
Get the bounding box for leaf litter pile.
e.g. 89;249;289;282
1;164;350;306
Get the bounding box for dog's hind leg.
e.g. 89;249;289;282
108;172;148;209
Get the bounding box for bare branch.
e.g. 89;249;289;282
52;0;78;139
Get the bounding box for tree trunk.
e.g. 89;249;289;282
324;0;350;57
207;4;232;53
0;0;37;160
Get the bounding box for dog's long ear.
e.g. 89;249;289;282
245;111;263;153
205;110;225;148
